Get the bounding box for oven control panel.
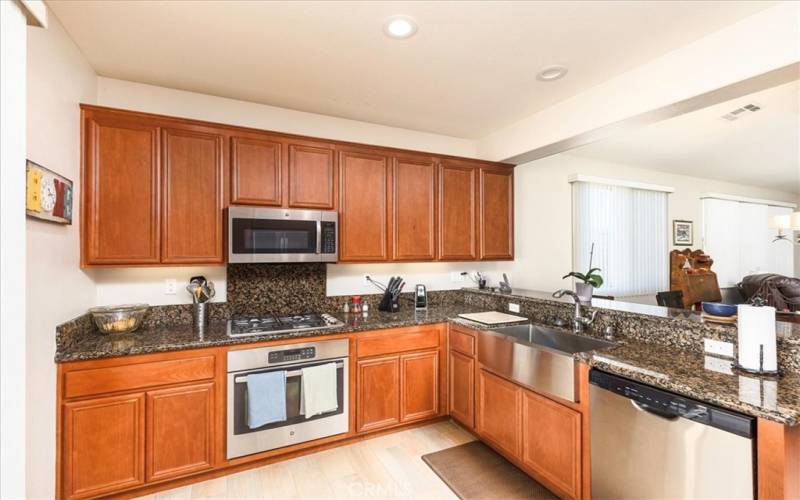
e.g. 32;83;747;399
268;347;316;363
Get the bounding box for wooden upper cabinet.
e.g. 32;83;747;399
230;135;282;206
161;127;225;264
146;383;214;482
480;166;514;260
62;393;145;499
82;113;160;266
339;149;389;262
438;161;478;260
288;141;336;209
392;156;437;261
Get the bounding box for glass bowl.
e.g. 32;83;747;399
88;304;149;334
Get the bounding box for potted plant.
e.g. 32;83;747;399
563;244;603;304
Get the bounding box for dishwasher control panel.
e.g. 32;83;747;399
589;369;754;438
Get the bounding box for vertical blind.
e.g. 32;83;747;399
572;181;668;297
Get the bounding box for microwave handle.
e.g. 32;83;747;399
316;220;322;254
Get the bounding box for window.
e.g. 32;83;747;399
572;180;669;297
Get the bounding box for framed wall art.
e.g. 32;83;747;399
26;160;73;224
672;219;693;246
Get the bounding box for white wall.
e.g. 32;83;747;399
25;8;97;498
1;2;29;496
479;2;800;162
92;267;227;306
511;153;797;293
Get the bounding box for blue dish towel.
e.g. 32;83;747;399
246;370;287;429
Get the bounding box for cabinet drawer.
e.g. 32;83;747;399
449;327;475;357
64;356;216;399
357;326;441;358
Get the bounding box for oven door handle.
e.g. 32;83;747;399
233;360;345;384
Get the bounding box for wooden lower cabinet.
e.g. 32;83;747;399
400;351;439;422
356;356;401;432
476;369;521;457
448;350;475;429
146;383;215;482
62;393;146;499
521;389;581;499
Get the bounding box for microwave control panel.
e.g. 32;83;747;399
321;221;336;254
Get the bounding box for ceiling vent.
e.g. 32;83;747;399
721;103;761;121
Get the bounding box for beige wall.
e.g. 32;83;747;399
511;153;797;293
25;9;97;497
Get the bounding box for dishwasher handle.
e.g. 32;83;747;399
630;400;679;421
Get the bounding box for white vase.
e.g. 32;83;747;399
575;282;594;305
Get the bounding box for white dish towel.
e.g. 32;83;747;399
300;362;339;418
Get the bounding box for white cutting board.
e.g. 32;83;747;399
458;311;527;325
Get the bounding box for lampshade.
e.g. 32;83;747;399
792;211;800;230
769;214;791;229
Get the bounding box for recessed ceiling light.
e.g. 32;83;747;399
384;15;418;39
537;65;568;82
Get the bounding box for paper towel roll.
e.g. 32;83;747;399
737;304;777;372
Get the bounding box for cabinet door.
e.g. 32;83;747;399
521;389;581;499
288;142;336;209
357;356;400;432
82;114;160;266
230;136;282;206
476;369;521;458
146;382;214;482
62;393;145;499
339;149;390;261
400;350;439;422
479;167;513;260
448;350;475;428
439;162;477;260
392;156;437;261
162;128;225;264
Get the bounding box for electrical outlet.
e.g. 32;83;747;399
704;355;733;375
704;339;734;358
508;302;521;313
450;272;465;283
164;279;177;295
362;275;371;286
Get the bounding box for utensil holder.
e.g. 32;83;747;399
193;302;209;330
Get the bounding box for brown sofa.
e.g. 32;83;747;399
738;274;800;312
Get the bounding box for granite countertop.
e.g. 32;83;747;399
55;302;492;363
578;339;800;426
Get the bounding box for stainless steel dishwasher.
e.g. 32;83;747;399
590;370;755;499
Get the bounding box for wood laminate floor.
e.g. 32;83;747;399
137;421;475;500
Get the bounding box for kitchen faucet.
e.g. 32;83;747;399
552;289;598;334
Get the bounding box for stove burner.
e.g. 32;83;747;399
227;313;343;337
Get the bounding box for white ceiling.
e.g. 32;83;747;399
48;0;775;139
569;80;800;194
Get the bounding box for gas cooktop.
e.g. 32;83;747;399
227;313;344;337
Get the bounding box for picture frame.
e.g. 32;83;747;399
26;160;73;224
673;220;693;246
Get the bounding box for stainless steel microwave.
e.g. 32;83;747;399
227;206;337;263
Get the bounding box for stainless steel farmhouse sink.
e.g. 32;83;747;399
477;324;615;402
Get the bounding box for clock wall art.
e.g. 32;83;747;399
25;160;73;224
